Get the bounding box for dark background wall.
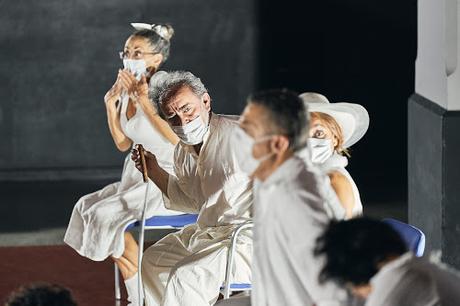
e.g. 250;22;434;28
0;0;257;180
257;0;417;203
0;0;417;223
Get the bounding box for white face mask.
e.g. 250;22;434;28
172;115;209;145
232;127;274;176
123;59;147;80
308;138;334;164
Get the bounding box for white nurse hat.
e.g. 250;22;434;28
299;92;369;148
130;23;173;41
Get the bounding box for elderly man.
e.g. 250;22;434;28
131;71;252;306
219;89;347;306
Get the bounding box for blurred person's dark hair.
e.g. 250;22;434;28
314;217;408;286
4;283;77;306
247;89;309;151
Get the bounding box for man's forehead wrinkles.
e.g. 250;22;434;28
170;94;186;106
167;97;189;111
178;103;190;111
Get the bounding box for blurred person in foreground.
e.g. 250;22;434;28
315;217;460;306
218;89;347;306
4;283;77;306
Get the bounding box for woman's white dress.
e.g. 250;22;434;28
297;149;363;219
64;94;180;261
318;153;363;217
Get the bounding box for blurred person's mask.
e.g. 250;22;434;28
232;127;274;175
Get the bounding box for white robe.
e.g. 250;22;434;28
141;114;253;306
251;155;348;306
64;93;180;261
366;252;460;306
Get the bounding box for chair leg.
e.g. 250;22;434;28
137;182;149;305
137;227;145;305
114;263;121;300
223;222;253;299
138;224;146;304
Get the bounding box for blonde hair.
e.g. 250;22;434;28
311;112;350;156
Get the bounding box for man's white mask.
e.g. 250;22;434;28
172;115;209;145
308;138;334;164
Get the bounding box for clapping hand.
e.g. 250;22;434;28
104;73;122;106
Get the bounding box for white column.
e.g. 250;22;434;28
416;0;460;110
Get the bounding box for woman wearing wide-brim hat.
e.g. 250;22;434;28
300;92;369;219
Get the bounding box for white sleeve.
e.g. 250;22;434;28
317;301;349;306
288;186;348;306
162;174;201;213
307;252;348;306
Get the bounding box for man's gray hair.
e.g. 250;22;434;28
149;70;207;106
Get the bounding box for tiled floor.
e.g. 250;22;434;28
0;245;126;306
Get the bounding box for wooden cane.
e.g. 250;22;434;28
138;144;149;183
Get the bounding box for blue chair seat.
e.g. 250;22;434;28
382;218;426;257
126;214;199;230
229;283;252;290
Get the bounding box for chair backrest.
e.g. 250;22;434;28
382;218;426;257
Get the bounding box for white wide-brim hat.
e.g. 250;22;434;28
299;92;369;148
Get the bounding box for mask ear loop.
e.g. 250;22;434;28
253;134;274;145
252;135;277;164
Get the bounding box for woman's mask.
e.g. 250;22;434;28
172;115;209;145
232;127;274;176
308;138;334;164
123;59;147;80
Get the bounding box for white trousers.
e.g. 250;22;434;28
141;225;252;306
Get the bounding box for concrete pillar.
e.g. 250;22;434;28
409;0;460;268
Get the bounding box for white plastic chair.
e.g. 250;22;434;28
114;145;199;304
221;221;253;299
114;213;198;301
116;145;253;303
